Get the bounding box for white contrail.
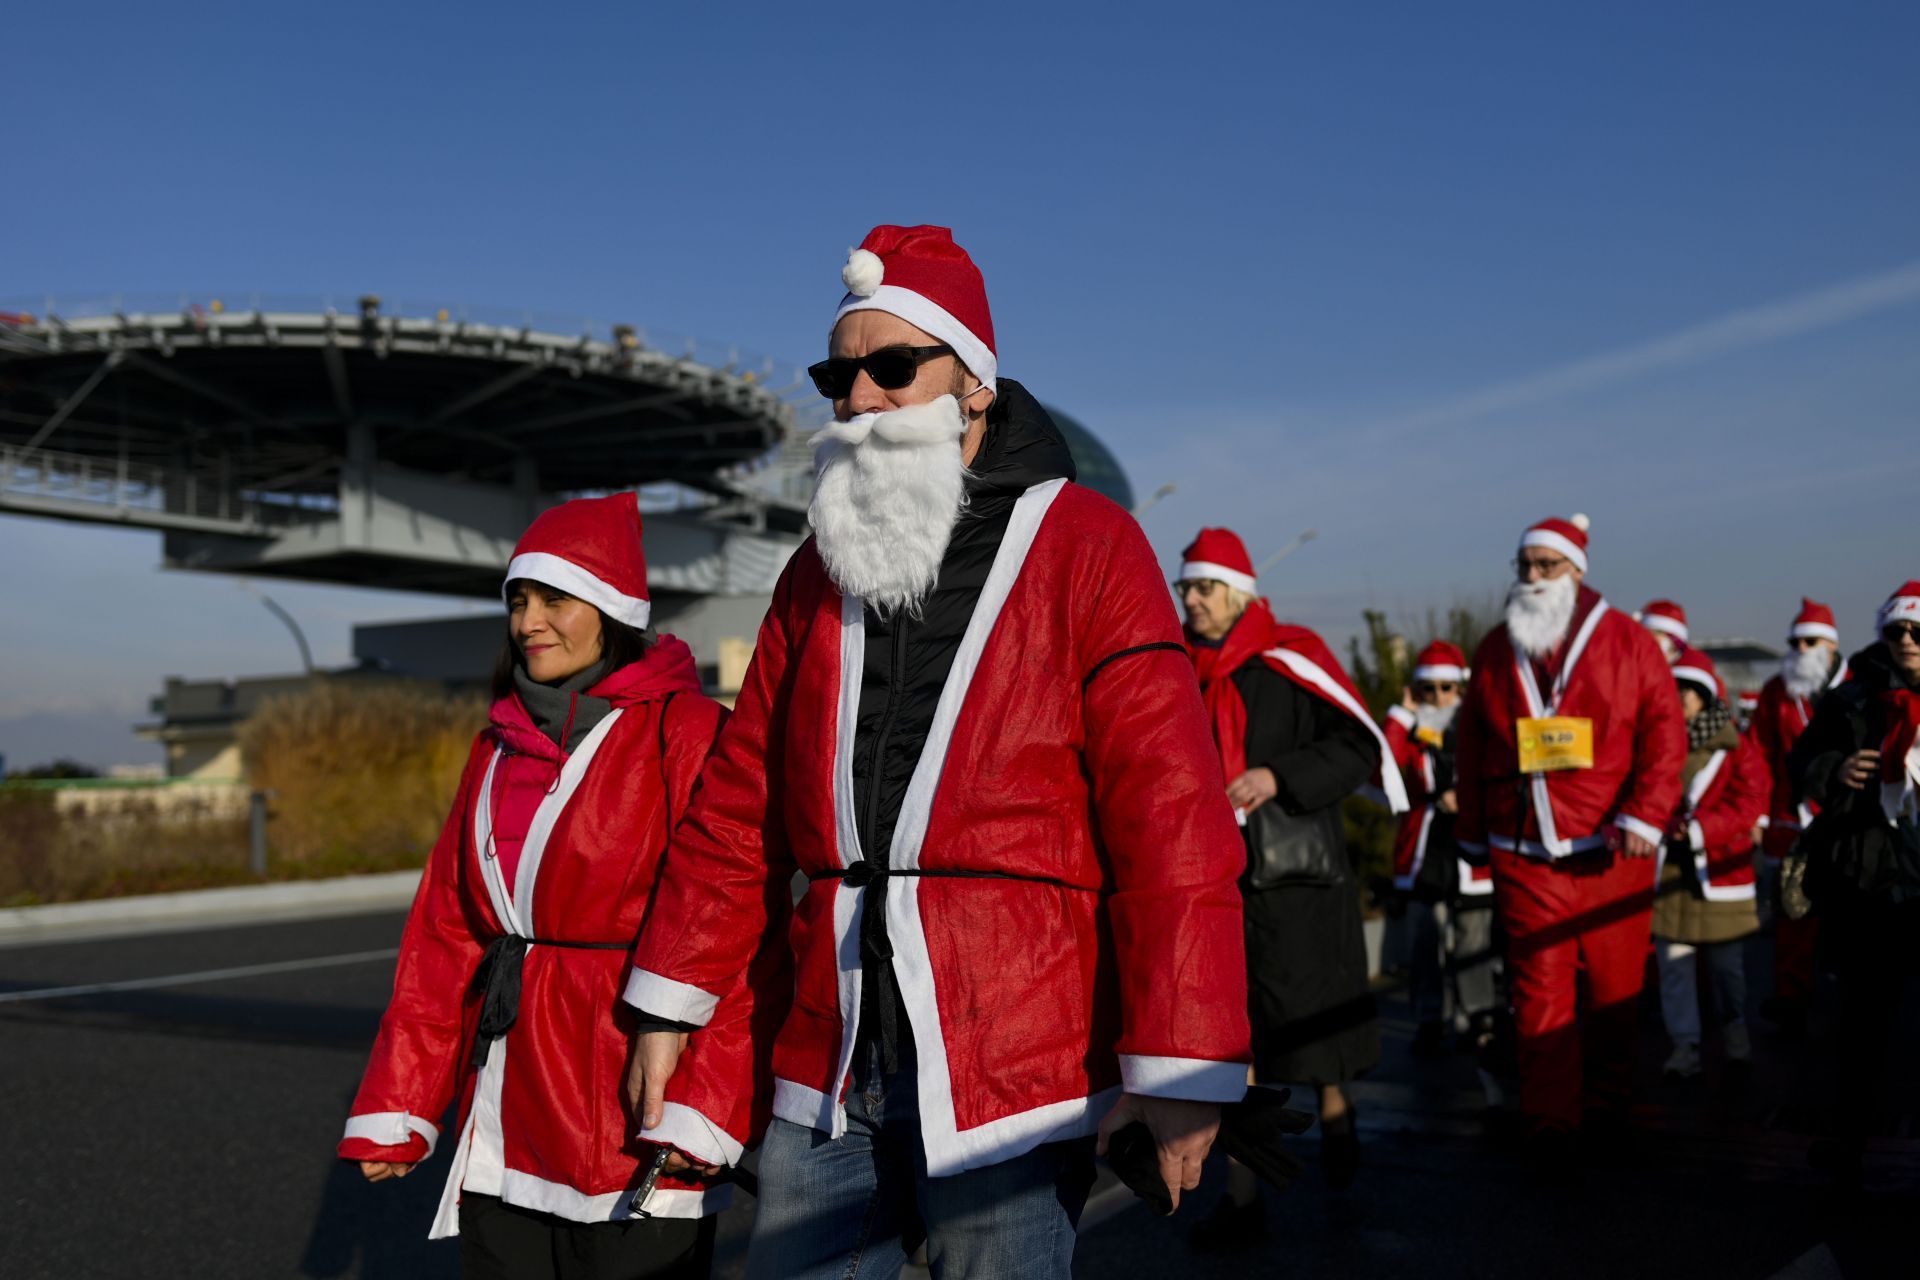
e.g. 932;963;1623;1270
1367;257;1920;437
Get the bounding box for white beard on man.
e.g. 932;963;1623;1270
1505;573;1579;659
1415;702;1460;735
1781;643;1835;700
809;393;969;617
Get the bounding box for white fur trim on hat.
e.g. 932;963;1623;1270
1643;613;1689;643
1880;595;1920;630
1672;664;1716;694
504;551;651;629
833;285;997;397
1789;621;1840;643
1178;560;1257;596
1519;528;1588;573
1412;664;1468;683
842;248;883;298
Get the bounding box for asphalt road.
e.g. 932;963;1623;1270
2;910;1914;1279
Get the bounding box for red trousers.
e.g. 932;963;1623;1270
1492;846;1656;1133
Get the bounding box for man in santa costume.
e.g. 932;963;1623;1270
1749;598;1846;1034
1638;599;1690;665
622;225;1251;1278
1454;514;1686;1157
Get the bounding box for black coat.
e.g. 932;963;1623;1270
1232;661;1382;1085
1789;642;1920;908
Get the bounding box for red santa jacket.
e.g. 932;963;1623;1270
1384;707;1491;897
627;480;1251;1179
1455;588;1686;859
1660;731;1770;899
337;644;760;1237
1748;667;1845;861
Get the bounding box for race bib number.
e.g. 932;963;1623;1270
1516;716;1594;773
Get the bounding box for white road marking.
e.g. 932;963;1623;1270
0;947;400;1004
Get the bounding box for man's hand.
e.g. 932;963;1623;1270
1226;767;1278;814
359;1160;413;1182
623;1031;722;1176
1436;788;1458;815
1839;749;1881;791
1096;1094;1221;1213
1621;829;1658;859
1400;686;1418;711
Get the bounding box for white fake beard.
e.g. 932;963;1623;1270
1654;633;1683;664
1505;574;1578;658
808;394;969;617
1415;702;1459;734
1781;644;1833;700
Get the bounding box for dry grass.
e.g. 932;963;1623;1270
0;788;251;906
238;679;487;874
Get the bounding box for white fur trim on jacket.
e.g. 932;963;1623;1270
622;967;721;1027
504;551;651;629
343;1111;440;1157
1117;1054;1249;1102
640;1101;746;1168
833;285;997;396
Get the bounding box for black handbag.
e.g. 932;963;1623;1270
1243;800;1347;890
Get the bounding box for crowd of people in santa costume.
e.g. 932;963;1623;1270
335;222;1920;1279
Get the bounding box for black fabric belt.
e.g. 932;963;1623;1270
470;934;628;1070
807;863;1096;1071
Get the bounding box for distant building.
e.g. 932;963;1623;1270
1047;406;1135;510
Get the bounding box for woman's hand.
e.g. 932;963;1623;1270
1839;749;1881;791
359;1161;413;1182
1226;767;1279;813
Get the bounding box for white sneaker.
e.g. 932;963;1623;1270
1723;1021;1752;1063
1663;1041;1702;1078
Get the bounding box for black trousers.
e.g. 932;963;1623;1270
459;1194;716;1280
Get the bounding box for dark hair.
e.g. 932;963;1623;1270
491;580;655;700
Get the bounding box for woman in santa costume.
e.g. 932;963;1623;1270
337;492;761;1279
1637;599;1690;665
1649;650;1769;1080
1748;597;1846;1035
1787;580;1920;1187
1384;640;1498;1058
1178;527;1408;1251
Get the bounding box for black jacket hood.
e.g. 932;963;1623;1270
964;378;1077;499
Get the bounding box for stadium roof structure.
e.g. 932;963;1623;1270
0;295;814;596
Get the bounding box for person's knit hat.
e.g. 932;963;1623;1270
1179;528;1258;595
833;225;996;396
504;492;651;628
1640;600;1689;646
1876;581;1920;633
1519;513;1591;573
1671;647;1724;700
1412;640;1469;684
1788;597;1839;644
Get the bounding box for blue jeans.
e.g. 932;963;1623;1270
746;1031;1096;1280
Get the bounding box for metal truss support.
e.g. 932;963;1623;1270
20;349;124;457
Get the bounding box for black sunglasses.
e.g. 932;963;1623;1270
1414;682;1458;695
807;344;953;399
1885;622;1920;645
1787;636;1825;650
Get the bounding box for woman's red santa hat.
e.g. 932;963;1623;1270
1519;513;1591;573
1876;580;1920;633
1179;528;1258;595
504;492;652;628
1639;599;1689;646
1412;640;1469;684
834;224;997;397
1671;648;1726;701
1788;597;1839;644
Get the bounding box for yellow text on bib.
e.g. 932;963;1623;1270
1516;716;1594;773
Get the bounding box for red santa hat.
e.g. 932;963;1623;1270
1411;640;1469;684
1519;513;1590;573
1671;647;1724;701
1179;528;1258;595
1639;599;1689;646
504;492;651;629
834;224;997;396
1878;580;1920;633
1788;597;1839;644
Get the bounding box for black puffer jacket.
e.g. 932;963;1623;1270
851;379;1077;1054
1789;642;1920;906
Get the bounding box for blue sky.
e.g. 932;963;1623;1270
4;2;1918;766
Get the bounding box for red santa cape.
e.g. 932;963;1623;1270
1190;598;1409;814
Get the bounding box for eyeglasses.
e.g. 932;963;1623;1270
1414;683;1458;696
1885;622;1920;645
1513;555;1571;580
1787;636;1825;651
1175;579;1225;597
807;344;953;399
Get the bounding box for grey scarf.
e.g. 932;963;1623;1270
512;657;615;753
